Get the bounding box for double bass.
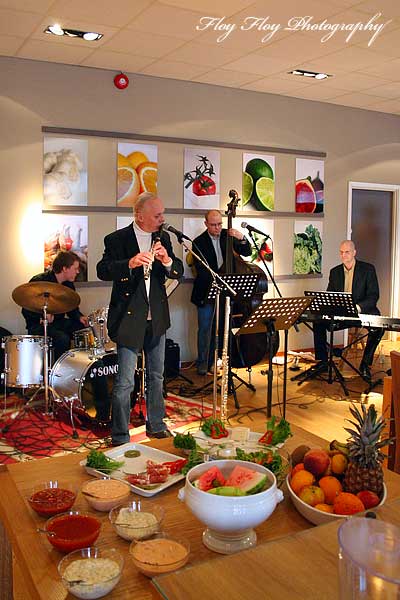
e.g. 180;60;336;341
222;191;279;368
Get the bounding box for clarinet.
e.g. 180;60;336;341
143;224;164;280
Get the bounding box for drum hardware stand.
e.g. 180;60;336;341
27;295;60;415
239;297;313;418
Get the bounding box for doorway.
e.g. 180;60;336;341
347;182;400;327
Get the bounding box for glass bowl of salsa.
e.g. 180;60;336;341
28;481;77;517
43;511;101;553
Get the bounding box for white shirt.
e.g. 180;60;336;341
133;221;152;319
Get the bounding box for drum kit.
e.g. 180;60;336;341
3;281;126;430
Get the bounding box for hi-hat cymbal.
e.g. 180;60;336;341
12;281;80;314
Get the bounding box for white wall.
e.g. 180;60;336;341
0;56;399;359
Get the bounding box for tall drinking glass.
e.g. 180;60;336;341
338;517;400;599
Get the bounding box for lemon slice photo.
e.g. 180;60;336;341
255;177;274;211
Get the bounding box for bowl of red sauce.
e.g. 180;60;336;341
28;481;77;517
44;511;101;553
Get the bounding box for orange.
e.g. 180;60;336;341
291;463;305;476
117;165;140;207
314;503;334;513
137;161;158;194
290;470;315;496
331;453;348;475
318;476;342;505
127;150;148;169
333;492;365;516
117;153;131;168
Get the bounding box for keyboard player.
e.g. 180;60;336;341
313;240;383;380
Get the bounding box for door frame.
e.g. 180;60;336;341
347;181;400;339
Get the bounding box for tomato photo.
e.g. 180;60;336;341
192;175;216;196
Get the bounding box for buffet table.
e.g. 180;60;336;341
1;424;400;600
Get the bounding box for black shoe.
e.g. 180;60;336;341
386;368;392;376
197;367;207;376
146;430;173;439
359;363;372;380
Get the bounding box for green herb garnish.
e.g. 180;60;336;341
181;450;204;475
86;449;125;473
173;432;197;450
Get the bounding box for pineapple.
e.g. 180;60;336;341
343;404;390;497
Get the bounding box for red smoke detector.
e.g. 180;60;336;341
114;72;129;90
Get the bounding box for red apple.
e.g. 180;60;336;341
357;490;380;509
303;449;331;478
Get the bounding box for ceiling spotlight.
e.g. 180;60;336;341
47;24;64;36
45;25;103;41
83;32;102;41
289;69;331;80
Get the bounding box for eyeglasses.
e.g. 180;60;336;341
207;222;222;227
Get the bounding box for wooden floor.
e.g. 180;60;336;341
175;339;395;444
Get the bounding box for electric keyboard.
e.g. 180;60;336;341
300;312;400;332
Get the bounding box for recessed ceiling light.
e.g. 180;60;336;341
289;69;331;80
44;25;103;41
47;24;64;36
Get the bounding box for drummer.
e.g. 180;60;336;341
21;251;89;361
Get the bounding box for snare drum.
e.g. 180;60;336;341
3;335;44;387
50;349;118;420
72;328;96;351
88;306;116;352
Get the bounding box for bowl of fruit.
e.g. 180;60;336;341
179;459;284;554
287;405;388;525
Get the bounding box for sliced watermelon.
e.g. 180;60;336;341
207;486;245;496
225;465;268;495
192;466;226;492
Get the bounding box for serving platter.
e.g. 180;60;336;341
80;443;185;497
186;427;284;450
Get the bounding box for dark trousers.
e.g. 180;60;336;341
313;321;384;366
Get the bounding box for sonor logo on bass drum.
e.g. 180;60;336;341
90;364;119;378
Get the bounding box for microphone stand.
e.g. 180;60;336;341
174;234;237;418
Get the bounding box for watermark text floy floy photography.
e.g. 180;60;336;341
196;13;391;46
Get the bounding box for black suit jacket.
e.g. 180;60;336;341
22;270;82;331
96;224;183;347
327;260;380;315
190;229;251;306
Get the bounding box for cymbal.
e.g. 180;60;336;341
12;281;80;314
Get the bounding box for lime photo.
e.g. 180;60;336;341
242;153;275;211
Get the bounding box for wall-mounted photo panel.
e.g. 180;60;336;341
43;137;88;206
232;217;274;276
117;143;158;207
295;158;324;213
43;214;88;281
242;153;275;211
116;216;132;230
184;148;220;209
293;221;323;275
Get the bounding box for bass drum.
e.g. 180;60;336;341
50;350;118;422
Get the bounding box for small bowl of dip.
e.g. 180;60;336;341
81;478;131;512
109;500;164;541
58;546;123;599
129;533;190;577
44;511;101;553
28;481;77;517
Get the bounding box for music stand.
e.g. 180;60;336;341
197;273;260;410
236;296;312;418
293;291;361;395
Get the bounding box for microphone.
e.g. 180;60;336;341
241;222;271;240
163;222;191;242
